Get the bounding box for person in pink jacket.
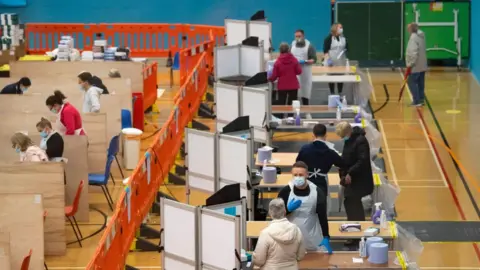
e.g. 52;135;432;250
269;42;302;117
11;132;48;162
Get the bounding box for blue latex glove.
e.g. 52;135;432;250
319;237;333;254
267;70;273;78
287;198;302;212
299;59;306;65
327;58;333;66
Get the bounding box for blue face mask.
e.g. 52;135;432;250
79;84;85;91
15;147;20;153
21;87;28;92
40;130;48;138
293;176;306;187
51;108;58;114
343;136;350;141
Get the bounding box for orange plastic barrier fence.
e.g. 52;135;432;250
85;31;214;270
178;38;215;86
142;62;158;110
25;23;224;57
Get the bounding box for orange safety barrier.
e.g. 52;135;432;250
142;62;158;110
178;37;215;86
85;31;214;270
25;23;225;57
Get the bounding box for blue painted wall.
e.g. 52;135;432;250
0;0;332;51
471;0;480;81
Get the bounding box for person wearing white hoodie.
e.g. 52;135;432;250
253;198;306;270
406;23;428;107
78;71;103;113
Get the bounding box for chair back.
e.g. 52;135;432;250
172;52;180;70
107;135;120;156
102;155;115;185
121;109;132;129
20;249;32;270
71;180;85;215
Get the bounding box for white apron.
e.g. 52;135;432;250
55;104;85;136
328;36;347;67
291;40;312;100
286;181;323;251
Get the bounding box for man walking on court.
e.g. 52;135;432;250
406;22;428;107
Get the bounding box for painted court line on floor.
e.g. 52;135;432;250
378;120;398;185
366;68;377;102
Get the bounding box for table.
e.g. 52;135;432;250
312;66;357;75
257;173;341;189
255;152;298;167
272;105;358;119
247;221;396;242
297;251;402;270
312;74;362;83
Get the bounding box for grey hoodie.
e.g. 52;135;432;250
406;30;428;73
253;218;306;270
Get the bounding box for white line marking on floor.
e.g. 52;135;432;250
417;118;448;187
396;179;445;182
366;68;377;102
398;70;413;102
387;148;431;151
378;120;397;185
399;186;447;188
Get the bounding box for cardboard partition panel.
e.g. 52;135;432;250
0;162;64;255
9;61;144;92
0;232;10;270
0;77;133;96
0;194;44;270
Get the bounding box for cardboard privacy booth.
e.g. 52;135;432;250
0;162;65;255
9;61;144;92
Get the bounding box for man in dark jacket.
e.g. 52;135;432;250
336;121;374;222
296;124;344;195
0;77;31;94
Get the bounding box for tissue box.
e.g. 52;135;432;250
364;227;380;237
0;14;20;25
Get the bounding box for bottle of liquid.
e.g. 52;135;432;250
380;210;388;229
342;96;348;108
346;58;350;72
336;106;341;122
372;202;382;225
359;237;366;258
295;108;301;126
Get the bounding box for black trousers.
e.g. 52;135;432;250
273;89;298;118
344;195;366;221
328;73;344;95
309;177;328;197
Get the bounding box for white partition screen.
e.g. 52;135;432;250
225;19;247;46
161;198;198;270
248;21;272;52
200;208;241;270
215;83;240;132
252;126;268;144
214;46;240;79
218;134;251;185
185;128;216;203
241;86;268;128
240;46;263;77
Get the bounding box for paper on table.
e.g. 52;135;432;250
352;257;364;263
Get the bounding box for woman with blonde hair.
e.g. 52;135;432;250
11;132;48;162
37;117;64;161
323;23;349;95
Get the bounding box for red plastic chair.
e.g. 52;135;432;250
65;180;84;247
20;249;32;270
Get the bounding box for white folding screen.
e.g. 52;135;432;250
217;134;251;187
241;86;270;144
248;21;272;52
200;208;241;270
240;45;263;77
225;19;248;46
185;128;217;204
161;198;198;270
214;46;240;79
214;83;240;132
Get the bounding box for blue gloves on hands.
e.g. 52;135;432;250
319;237;333;254
327;58;333;66
299;59;306;65
287;198;302;212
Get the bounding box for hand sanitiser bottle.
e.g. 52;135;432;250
359;237;366;258
372;202;382;225
342;96;348;108
380;210;388;229
295;108;301;126
336;106;341;121
346;58;350;72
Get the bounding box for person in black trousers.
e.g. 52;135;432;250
336;122;373;220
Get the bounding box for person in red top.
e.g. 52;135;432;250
268;42;302;117
45;90;86;135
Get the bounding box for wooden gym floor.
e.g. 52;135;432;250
44;69;480;269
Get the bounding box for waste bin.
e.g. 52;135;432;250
122;128;143;170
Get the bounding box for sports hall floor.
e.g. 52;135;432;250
44;69;480;269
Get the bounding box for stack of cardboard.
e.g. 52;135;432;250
0;13;26;67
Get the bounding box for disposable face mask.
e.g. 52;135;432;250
293;176;306;187
78;84;84;91
296;37;304;43
338;28;343;35
343;136;350;141
40;130;48;138
21;87;29;92
51;108;58;114
15;147;20;153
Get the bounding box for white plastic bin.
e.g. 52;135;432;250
122;128;143;170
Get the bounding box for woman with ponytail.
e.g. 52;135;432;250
45;90;86;135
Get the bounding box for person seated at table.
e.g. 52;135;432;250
253;198;306;270
278;161;332;254
46;90;86;136
36;117;64;161
11;132;48;162
296;124;344;196
268;42;302;118
77;71;102;113
0;77;31;94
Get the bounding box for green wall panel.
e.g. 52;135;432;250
404;2;470;60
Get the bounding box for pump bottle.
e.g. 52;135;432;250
372;202;382;225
